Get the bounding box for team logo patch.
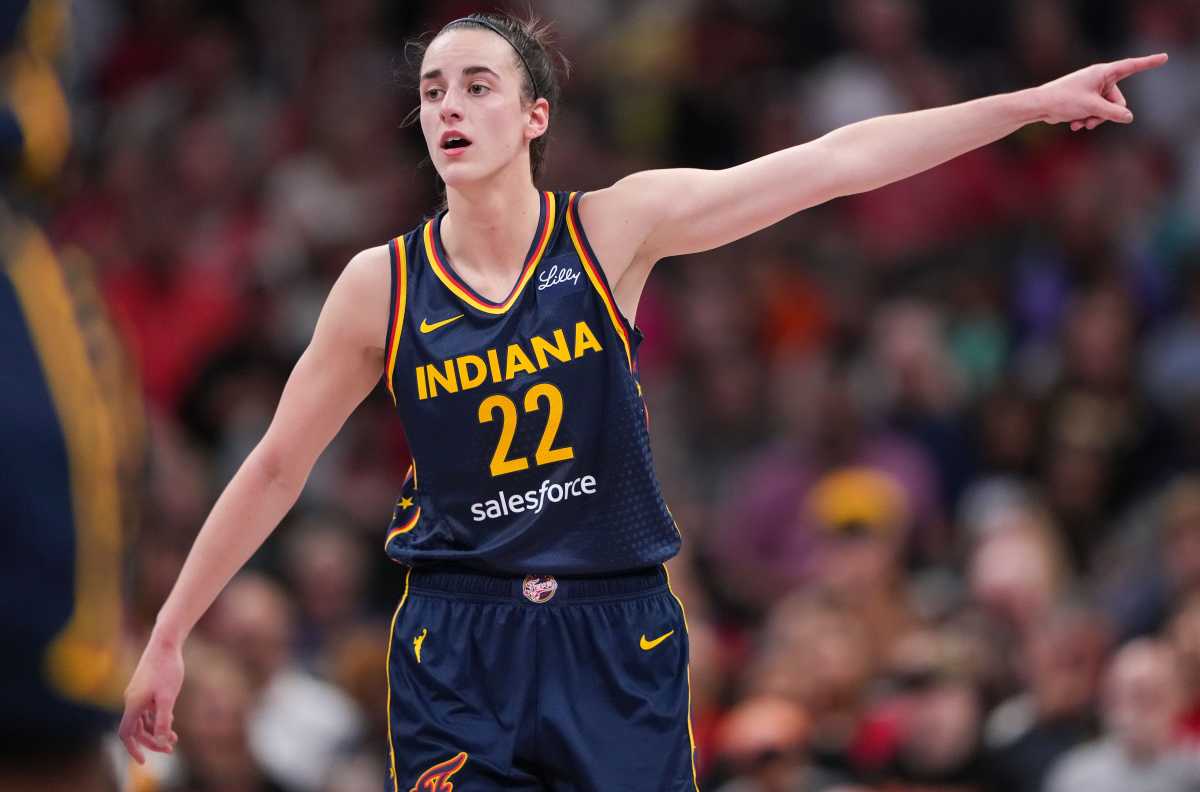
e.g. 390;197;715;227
410;751;468;792
522;574;558;603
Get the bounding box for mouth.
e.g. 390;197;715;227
440;132;472;155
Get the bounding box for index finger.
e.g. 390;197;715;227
118;708;146;764
1111;53;1169;81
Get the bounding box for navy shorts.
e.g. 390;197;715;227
386;565;699;791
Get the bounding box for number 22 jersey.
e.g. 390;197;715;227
381;191;679;575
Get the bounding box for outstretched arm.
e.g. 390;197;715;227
581;54;1167;316
118;244;391;762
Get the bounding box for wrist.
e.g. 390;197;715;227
149;618;187;652
1010;86;1050;125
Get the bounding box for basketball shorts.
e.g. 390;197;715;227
386;565;699;791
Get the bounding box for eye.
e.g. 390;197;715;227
468;82;490;96
423;87;443;101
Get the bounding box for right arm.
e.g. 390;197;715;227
119;244;393;762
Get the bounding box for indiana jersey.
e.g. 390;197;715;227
381;190;679;575
1;217;143;752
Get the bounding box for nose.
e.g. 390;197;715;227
439;86;464;125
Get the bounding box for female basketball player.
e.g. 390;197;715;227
120;12;1166;790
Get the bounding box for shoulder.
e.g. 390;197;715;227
317;243;394;352
575;171;674;232
338;242;393;311
1045;741;1119;792
569;172;678;282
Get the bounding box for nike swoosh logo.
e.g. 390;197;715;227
640;630;675;651
419;314;464;333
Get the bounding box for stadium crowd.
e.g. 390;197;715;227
30;0;1200;789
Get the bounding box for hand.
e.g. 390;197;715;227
1035;53;1168;132
118;636;184;763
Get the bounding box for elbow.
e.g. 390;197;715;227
251;441;307;497
812;133;870;199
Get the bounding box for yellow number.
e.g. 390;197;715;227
478;384;575;477
524;383;575;466
478;394;529;476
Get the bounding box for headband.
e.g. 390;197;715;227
442;16;540;99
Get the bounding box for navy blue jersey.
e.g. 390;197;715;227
381;190;679;575
1;219;143;753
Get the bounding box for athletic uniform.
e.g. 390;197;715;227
0;216;143;759
381;190;698;790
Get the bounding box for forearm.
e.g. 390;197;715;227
819;87;1046;197
149;447;305;648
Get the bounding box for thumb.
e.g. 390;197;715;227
1092;96;1133;123
153;692;176;739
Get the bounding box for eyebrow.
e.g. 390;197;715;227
420;65;502;81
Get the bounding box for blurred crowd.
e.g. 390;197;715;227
25;0;1200;789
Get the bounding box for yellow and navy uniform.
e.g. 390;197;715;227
382;190;679;575
381;192;698;791
0;214;143;757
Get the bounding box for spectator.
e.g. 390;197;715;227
206;573;364;792
1046;640;1200;792
986;604;1110;792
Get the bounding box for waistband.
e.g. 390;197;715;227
406;564;667;603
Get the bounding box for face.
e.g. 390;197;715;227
418;28;549;188
1105;646;1182;757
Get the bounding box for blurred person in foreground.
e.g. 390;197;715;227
117;7;1169;788
1;1;145;790
1047;640;1200;792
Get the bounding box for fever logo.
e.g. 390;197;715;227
410;752;468;792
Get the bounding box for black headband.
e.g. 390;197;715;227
442;16;540;99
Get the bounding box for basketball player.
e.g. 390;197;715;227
120;12;1166;790
2;3;144;791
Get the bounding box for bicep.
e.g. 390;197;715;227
255;249;390;484
608;138;845;262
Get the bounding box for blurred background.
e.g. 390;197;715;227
8;0;1200;790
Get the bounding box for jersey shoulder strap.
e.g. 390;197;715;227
562;190;635;374
383;230;419;405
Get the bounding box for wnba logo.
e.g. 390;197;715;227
410;751;468;792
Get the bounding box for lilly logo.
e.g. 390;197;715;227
537;263;581;291
410;752;468;792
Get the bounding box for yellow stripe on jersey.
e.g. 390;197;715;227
663;563;701;792
564;192;633;373
8;223;126;708
384;236;408;405
385;508;421;545
424;191;556;315
385;566;413;792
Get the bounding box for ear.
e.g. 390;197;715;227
525;97;550;142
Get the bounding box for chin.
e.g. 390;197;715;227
438;161;505;191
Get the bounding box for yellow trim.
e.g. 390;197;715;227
385;237;408;405
386;508;422;545
8;224;126;708
663;563;700;791
564;192;633;372
424;192;556;315
386;567;413;792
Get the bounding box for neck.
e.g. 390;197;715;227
441;162;542;282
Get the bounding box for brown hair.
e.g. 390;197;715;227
406;12;569;180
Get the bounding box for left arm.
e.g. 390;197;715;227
580;54;1167;317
